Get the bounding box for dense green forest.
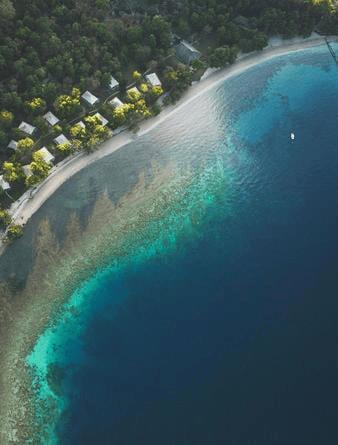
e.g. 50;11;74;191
0;0;337;236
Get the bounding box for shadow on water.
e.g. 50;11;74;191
0;138;169;284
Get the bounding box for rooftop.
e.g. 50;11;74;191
23;165;33;177
81;90;99;106
127;87;141;95
145;73;162;86
175;40;201;64
18;121;36;136
94;112;108;127
37;147;55;164
54;134;70;146
43;111;60;127
0;175;10;191
109;76;119;90
110;97;124;109
77;120;86;128
8;140;18;151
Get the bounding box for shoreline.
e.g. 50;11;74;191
0;33;335;444
3;34;332;243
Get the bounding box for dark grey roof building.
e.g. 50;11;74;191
175;40;201;65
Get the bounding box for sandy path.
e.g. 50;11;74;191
6;33;334;230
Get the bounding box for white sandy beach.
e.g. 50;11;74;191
4;33;333;235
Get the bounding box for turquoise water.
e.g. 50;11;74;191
26;43;338;444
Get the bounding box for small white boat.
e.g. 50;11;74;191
291;133;295;140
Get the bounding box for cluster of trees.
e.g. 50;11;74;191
25;151;52;187
2;149;51;188
54;88;81;118
0;1;172;124
0;0;337;239
162;67;193;104
0;206;22;241
67;114;110;153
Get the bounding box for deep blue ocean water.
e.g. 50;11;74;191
26;44;338;444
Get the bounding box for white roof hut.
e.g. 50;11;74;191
37;147;55;164
81;91;99;107
94;112;108;127
127;87;140;95
23;165;33;178
43;111;60;127
0;175;10;190
108;76;119;91
145;73;162;87
175;40;201;64
54;134;70;146
18;121;36;136
8;140;18;151
109;97;124;109
77;120;86;128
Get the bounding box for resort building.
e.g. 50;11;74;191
37;147;55;164
43;111;60;127
0;175;11;191
110;97;124;109
54;134;70;146
175;40;201;65
81;91;100;107
145;73;162;87
94;112;108;127
23;165;33;178
18;121;36;137
127;87;141;95
8;140;18;151
77;120;86;128
108;75;119;91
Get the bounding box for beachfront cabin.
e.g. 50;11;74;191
8;140;18;151
43;111;60;127
81;91;99;108
37;147;55;164
77;120;86;128
0;175;11;191
125;87;142;103
109;97;124;109
23;165;33;178
175;41;201;65
54;134;70;146
93;112;108;127
145;73;162;87
108;75;119;91
18;121;36;137
126;86;141;98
